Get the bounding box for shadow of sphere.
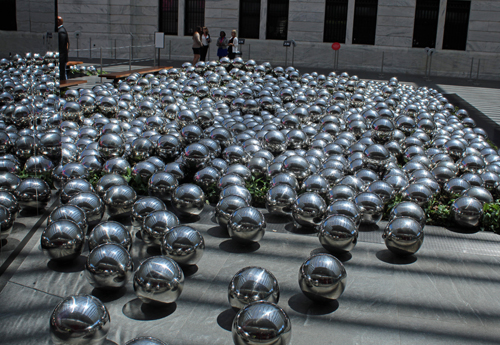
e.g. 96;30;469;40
376;249;417;265
92;286;127;303
216;308;237;332
287;293;339;315
47;255;87;273
122;298;177;321
310;247;353;262
219;239;260;253
207;226;230;238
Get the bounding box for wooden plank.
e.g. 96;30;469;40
60;79;88;88
67;61;84;67
98;66;172;79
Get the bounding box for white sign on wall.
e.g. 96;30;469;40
155;32;165;49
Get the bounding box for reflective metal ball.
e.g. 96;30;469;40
41;220;85;262
228;267;280;309
133;256;184;305
85;243;133;290
383;217;424;256
232;301;291;345
88;221;132;252
161;225;205;266
299;253;347;301
50;294;110;345
319;215;358;254
171;183;206;217
451;196;483;228
228;206;266;244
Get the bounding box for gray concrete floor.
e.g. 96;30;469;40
1;200;500;345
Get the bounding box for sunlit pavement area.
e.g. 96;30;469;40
2;62;500;344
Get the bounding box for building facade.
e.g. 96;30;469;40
5;0;500;79
0;0;57;56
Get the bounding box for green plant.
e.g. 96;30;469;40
486;139;498;151
245;175;270;208
382;194;403;220
205;182;219;204
87;169;107;188
424;192;461;227
122;167;148;195
480;201;500;233
18;168;54;189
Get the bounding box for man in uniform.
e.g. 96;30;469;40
58;16;69;81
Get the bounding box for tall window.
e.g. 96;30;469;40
413;0;440;48
239;0;261;39
160;0;179;35
442;0;470;50
266;0;289;40
352;0;378;45
0;0;16;31
323;0;348;43
185;0;205;36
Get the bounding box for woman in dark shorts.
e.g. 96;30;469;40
192;26;202;64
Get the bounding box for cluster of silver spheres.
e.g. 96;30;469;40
43;56;500;345
69;64;100;76
0;52;59;244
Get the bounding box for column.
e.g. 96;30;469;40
345;0;355;44
259;0;267;39
435;0;448;49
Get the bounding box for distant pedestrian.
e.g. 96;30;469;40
216;31;228;60
200;27;211;62
57;16;69;81
192;26;202;65
228;30;239;60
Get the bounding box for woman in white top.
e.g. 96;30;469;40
227;29;239;59
200;27;211;62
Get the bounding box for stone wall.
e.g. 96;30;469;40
21;0;498;80
375;0;415;47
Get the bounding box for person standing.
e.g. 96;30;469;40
57;16;69;81
216;31;228;60
192;26;202;65
228;29;239;60
200;27;211;62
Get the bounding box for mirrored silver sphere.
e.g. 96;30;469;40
171;183;206;217
85;243;133;290
161;225;205;266
88;221;132;252
232;301;291;345
215;195;249;230
228;206;266;244
41;220;85;262
228;267;280;309
383;217;424;256
299;253;347;301
451;196;483;228
319;215;358;254
142;210;180;247
50;294;110;345
292;192;327;229
133;256;184;305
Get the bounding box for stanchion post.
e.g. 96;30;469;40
100;47;103;83
169;40;171;60
292;44;295;67
380;51;385;75
468;57;474;80
90;38;92;59
114;39;117;60
285;46;288;66
129;45;132;71
476;59;481;80
248;44;251;60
